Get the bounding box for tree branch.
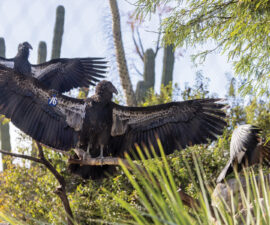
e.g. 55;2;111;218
132;61;143;76
136;28;145;57
132;29;144;61
0;149;42;163
70;148;198;209
36;142;66;187
154;15;162;57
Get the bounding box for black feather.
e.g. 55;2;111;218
0;66;228;180
0;42;108;93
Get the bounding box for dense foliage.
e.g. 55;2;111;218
1;72;270;224
134;0;270;95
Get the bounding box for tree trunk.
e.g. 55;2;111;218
0;37;11;170
51;5;65;59
136;48;155;102
109;0;137;106
161;44;175;86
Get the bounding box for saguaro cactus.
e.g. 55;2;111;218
161;44;175;86
0;38;5;57
0;37;11;170
51;5;65;59
37;41;47;63
136;49;155;102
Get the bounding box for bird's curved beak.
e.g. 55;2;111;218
28;43;33;50
112;85;118;95
23;42;33;50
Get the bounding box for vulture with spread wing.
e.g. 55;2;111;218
216;125;270;183
0;66;227;179
0;42;107;93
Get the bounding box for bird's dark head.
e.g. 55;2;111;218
95;80;118;101
18;42;33;51
17;42;32;58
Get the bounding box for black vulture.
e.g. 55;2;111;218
0;42;107;93
0;66;228;179
216;124;270;183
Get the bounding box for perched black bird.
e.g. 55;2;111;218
0;42;107;93
216;124;270;183
0;66;227;179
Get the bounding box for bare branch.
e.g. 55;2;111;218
36;142;66;186
70;148;198;209
154;15;162;57
132;31;144;61
132;61;143;76
0;149;42;163
54;186;74;225
68;157;127;166
136;28;145;57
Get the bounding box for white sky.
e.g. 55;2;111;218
0;0;234;169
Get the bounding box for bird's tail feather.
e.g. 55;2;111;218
216;160;234;183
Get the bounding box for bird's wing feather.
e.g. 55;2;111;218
217;125;261;182
0;65;85;150
230;125;260;163
110;99;227;157
31;57;107;93
216;159;234;183
0;56;14;69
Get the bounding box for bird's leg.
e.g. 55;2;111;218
83;142;92;161
87;143;92;156
74;147;86;161
97;145;104;165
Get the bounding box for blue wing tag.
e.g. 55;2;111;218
48;95;58;107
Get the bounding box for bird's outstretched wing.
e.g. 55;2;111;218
31;57;107;93
110;99;227;157
0;56;15;69
229;125;260;164
0;65;85;150
217;125;261;183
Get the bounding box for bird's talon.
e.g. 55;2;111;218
82;152;91;161
82;152;87;161
96;156;104;165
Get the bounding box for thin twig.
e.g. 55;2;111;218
154;15;162;57
132;29;144;61
136;28;145;57
0;149;42;163
132;61;143;76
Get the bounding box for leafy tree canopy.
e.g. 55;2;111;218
134;0;270;95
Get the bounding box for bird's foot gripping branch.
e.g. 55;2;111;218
70;148;129;167
68;147;199;209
